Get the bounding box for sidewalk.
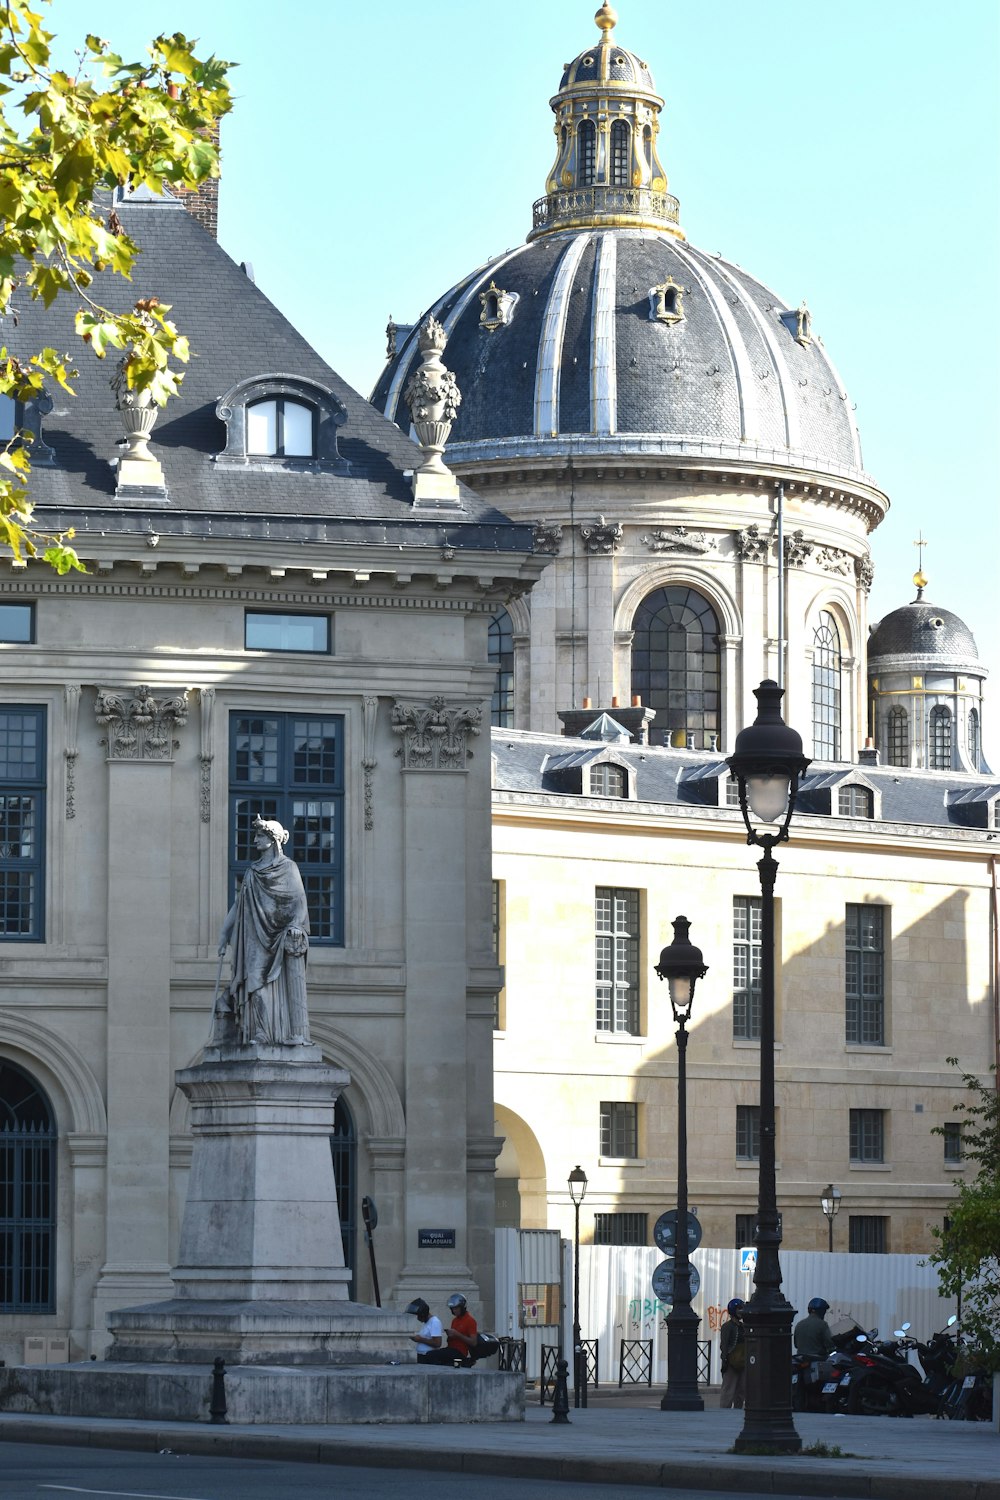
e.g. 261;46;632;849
0;1399;997;1498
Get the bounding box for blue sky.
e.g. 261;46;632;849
63;1;1000;752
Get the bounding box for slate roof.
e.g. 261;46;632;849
6;190;532;555
868;598;981;664
372;228;870;487
493;728;1000;835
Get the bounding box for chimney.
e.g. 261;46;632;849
858;737;880;766
172;121;221;238
557;696;656;745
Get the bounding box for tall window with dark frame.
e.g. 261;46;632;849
929;705;952;770
845;904;885;1045
943;1121;963;1164
610;119;630;185
887;705;908;767
488;609;514;729
600;1100;638;1158
578;119;597;185
246;397;315;458
812;611;841;760
595;887;640;1034
0;1060;56;1312
630;586;720;750
735;1212;756;1248
736;1104;761;1161
849;1108;885;1163
0;707;45;942
593;1211;647;1246
229;713;344;945
838;784;873;818
733;895;761;1040
968;708;981;768
849;1215;887;1254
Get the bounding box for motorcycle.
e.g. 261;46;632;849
841;1323;944;1417
938;1330;994;1422
791;1325;859;1412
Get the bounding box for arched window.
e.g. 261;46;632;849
887;706;908;768
968;707;981;767
929;705;952;770
578;119;597;186
812;612;842;760
838;784;873;818
329;1095;356;1299
630;586;720;750
610;120;630;186
488;609;514;729
590;762;627;798
247;397;314;458
0;1060;56;1312
642;124;653;173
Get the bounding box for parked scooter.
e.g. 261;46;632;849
841;1323;943;1417
791;1324;859;1412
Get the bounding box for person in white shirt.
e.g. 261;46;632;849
406;1297;443;1361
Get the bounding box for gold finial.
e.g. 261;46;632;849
595;3;618;37
913;569;928;591
913;530;928;594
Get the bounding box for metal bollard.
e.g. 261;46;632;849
550;1357;571;1424
209;1356;228;1424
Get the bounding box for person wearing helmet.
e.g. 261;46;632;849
719;1298;746;1408
417;1292;480;1366
794;1297;834;1361
405;1297;443;1361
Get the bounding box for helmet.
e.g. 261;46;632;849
405;1298;430;1321
447;1293;467;1312
807;1297;830;1316
727;1298;745;1315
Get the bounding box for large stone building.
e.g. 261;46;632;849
0;184;543;1359
375;5;999;1256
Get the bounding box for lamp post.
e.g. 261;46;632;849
655;915;708;1412
820;1184;842;1253
727;679;809;1454
568;1165;588;1408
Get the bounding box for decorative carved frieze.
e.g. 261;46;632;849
736;523;769;562
532;521;564;555
198;687;215;822
783;529;813;567
95;684;189;761
64;685;81;819
641;526;712;554
362;696;378;829
580;515;623;554
815;546;852;575
855;556;875;593
391;696;481;771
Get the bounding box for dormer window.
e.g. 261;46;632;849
590;762;627;798
215;375;349;473
648;277;684;326
247;397;315;458
479;281;519;333
838;784;874;818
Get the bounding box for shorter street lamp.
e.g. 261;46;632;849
821;1184;842;1253
568;1165;588;1408
655;915;708;1412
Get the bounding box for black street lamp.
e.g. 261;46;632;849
568;1164;588;1408
655;915;708;1412
727;679;810;1454
821;1184;842;1253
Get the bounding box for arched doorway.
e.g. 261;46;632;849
0;1059;56;1312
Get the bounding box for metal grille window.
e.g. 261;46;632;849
488;609;514;728
0;1061;56;1311
733;896;761;1040
590;762;627;797
736;1104;760;1161
578;119;596;185
0;707;45;941
849;1108;885;1163
593;1212;647;1246
600;1101;638;1158
246;396;314;457
595;887;640;1033
849;1215;887;1254
630;586;720;750
846;905;885;1044
610;119;630;185
229;713;344;944
735;1213;756;1248
968;708;981;767
887;706;908;767
929;705;952;770
838;784;873;818
812;612;841;760
943;1121;963;1164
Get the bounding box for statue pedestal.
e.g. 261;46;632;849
107;1045;411;1365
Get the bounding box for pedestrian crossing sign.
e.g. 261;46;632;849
740;1247;757;1275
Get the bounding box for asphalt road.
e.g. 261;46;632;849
0;1442;851;1500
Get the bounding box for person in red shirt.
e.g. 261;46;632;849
444;1292;478;1366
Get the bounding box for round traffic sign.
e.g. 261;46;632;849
653;1209;703;1255
651;1258;701;1303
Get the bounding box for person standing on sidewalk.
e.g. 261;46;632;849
719;1298;746;1408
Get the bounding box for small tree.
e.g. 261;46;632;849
0;0;232;570
929;1059;1000;1371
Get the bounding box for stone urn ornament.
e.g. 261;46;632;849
402;317;463;505
111;356;166;492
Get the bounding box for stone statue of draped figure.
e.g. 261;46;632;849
216;814;311;1046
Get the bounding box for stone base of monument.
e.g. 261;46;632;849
0;1361;525;1424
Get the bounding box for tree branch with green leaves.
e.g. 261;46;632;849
0;0;233;572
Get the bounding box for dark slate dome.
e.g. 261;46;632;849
868;591;980;663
